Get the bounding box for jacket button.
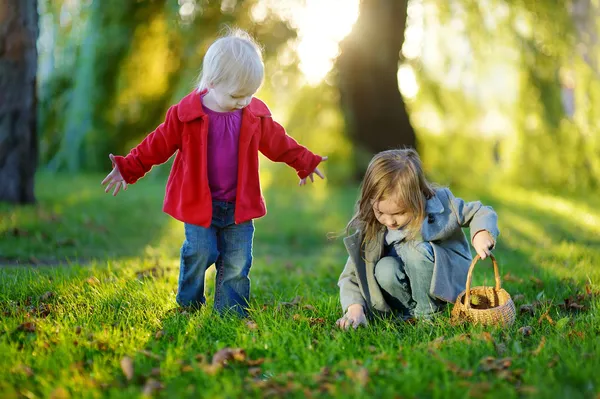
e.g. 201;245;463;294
427;214;435;224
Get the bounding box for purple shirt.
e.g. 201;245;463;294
203;103;242;202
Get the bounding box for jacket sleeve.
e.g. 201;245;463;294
258;117;322;179
112;106;183;184
445;188;500;244
338;255;367;312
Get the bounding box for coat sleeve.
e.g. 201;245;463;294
445;188;500;244
258;117;322;179
112;106;183;184
338;255;367;312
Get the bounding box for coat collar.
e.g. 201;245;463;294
177;90;272;122
425;192;444;214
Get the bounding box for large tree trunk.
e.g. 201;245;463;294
0;0;38;203
336;0;415;172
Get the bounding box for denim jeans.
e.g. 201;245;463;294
176;201;254;317
374;240;445;318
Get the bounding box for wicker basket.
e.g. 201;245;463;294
451;254;516;327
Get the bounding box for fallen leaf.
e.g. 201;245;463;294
86;276;100;285
280;296;302;307
39;291;55;301
16;322;36;333
518;326;533;337
345;368;369;387
519;304;534;316
537;310;555;325
142;378;164;396
120;356;134;381
503;273;523;283
245;320;258;330
74;326;82;335
529;276;544;287
49;387;70;399
532;336;546;356
155;330;164;339
212;348;247;366
139;350;161;360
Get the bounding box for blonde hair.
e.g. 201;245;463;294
196;28;264;95
346;148;436;250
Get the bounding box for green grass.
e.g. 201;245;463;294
1;173;599;398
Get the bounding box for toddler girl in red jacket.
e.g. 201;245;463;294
101;28;326;317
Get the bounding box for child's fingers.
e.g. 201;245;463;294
314;168;325;179
309;174;314;183
321;156;328;162
104;181;115;193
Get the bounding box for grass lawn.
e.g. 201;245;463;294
1;173;599;398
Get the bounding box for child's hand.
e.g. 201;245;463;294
473;230;495;259
101;154;127;196
299;156;328;186
336;303;368;330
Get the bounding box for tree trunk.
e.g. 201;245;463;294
336;0;415;172
0;0;38;203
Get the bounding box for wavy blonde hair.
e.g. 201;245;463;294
346;148;436;250
196;27;264;95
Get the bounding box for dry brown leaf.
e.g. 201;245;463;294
280;296;302;307
120;356;134;381
86;276;100;285
40;291;55;301
142;378;164;396
49;387;70;399
503;273;523;283
520;304;535;316
246;320;258;330
248;367;262;377
345;368;369;387
212;347;247;366
537;310;555;325
16;322;36;333
139;350;161;361
154;330;164;339
532;336;546;356
308;317;326;326
74;326;82;335
518;326;533;337
529;276;544;287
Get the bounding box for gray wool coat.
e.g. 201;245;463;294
338;187;499;313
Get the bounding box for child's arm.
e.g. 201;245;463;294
108;106;183;186
337;256;368;329
258;117;325;182
445;188;499;259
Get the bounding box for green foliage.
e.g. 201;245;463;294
1;174;600;397
38;0;297;173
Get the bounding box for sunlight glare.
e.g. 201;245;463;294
258;0;360;85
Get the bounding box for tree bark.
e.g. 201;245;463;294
336;0;415;171
0;0;38;203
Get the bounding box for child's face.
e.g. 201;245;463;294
207;82;255;112
372;197;411;230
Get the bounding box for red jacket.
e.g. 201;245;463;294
113;90;322;226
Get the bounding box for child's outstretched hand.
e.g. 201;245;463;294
473;230;495;260
101;154;127;196
299;156;328;186
336;304;368;330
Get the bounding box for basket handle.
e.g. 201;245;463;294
464;254;501;309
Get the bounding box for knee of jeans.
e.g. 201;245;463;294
374;256;402;288
402;241;434;264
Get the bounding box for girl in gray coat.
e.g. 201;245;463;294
336;149;499;329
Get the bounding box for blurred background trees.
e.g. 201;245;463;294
0;0;38;203
2;0;599;203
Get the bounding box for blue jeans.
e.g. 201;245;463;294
374;240;444;318
176;201;254;317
